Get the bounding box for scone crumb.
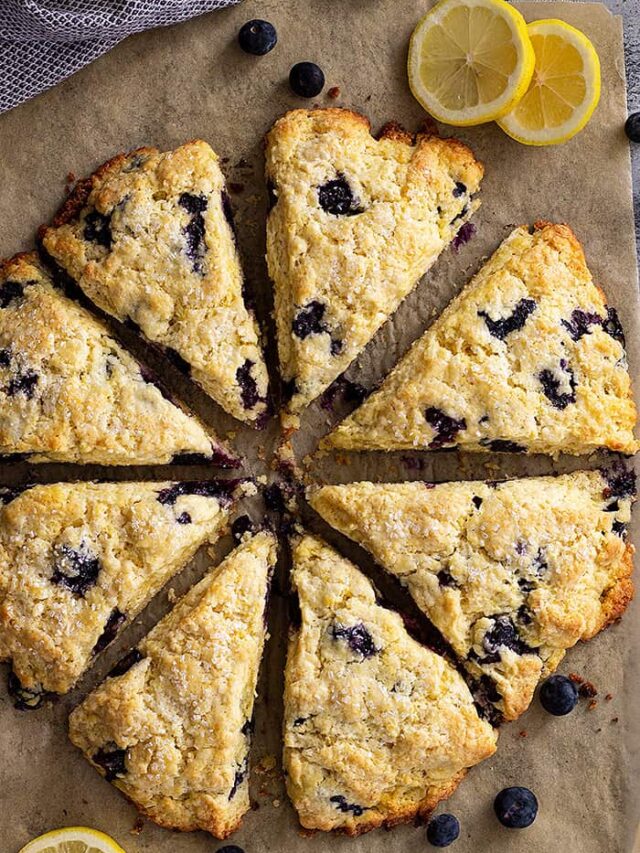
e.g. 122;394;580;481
256;754;277;773
327;86;341;99
605;693;613;702
519;729;528;738
579;680;598;698
588;699;598;711
130;817;145;835
167;587;177;603
272;798;281;808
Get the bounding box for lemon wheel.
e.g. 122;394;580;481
408;0;536;126
497;19;601;145
18;826;126;853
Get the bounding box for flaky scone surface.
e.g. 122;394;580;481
69;532;277;838
0;253;233;465
325;222;638;455
310;468;635;722
265;108;483;414
284;533;497;835
0;480;242;698
41;141;269;425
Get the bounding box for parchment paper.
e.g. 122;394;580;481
0;1;639;852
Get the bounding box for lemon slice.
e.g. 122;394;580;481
497;19;601;145
18;827;126;853
408;0;535;126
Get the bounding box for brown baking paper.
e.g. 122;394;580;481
0;1;638;851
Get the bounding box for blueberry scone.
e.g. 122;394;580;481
40;141;269;426
324;222;638;455
284;533;497;835
0;253;237;465
265;108;483;418
309;467;636;723
0;479;248;706
69;531;277;838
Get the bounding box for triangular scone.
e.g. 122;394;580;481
69;531;277;838
284;533;497;835
265;108;483;416
0;479;248;703
0;253;238;465
325;222;638;455
40;141;269;426
309;468;636;722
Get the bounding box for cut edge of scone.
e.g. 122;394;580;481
68;530;278;839
0;477;253;706
322;220;639;457
265;107;484;418
0;251;240;466
284;531;497;835
39;141;271;428
307;466;636;723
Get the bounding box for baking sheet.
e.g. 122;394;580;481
0;1;639;851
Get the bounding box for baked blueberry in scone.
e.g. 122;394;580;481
265;108;483;419
324;222;639;456
0;253;238;465
0;479;249;704
69;531;277;839
40;141;269;426
284;533;497;835
309;468;636;723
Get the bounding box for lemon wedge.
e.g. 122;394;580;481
18;827;126;853
408;0;535;126
497;19;601;145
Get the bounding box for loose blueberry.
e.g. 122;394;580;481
93;608;126;654
292;300;328;338
624;112;640;143
331;622;378;658
83;210;113;249
156;480;237;507
427;813;460;847
238;19;277;55
178;192;208;273
425;407;466;448
93;746;127;781
478;298;536;340
0;281;25;309
494;786;538;829
318;175;364;216
330;795;365;816
538;359;576;409
289;61;325;98
539;674;579;716
6;370;38;399
109;649;144;678
51;543;101;597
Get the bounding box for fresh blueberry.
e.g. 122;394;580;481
624;112;640;143
289;61;325;98
427;813;460;847
238;19;277;55
494;786;538;829
539;674;579;716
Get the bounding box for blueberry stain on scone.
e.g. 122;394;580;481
6;369;39;399
93;608;127;655
178;192;208;274
0;280;28;309
562;308;603;341
83;210;113;250
156;480;239;507
318;175;364;216
93;745;128;781
0;347;11;367
292;300;329;339
425;407;466;448
330;796;366;817
478;297;536;340
228;757;249;800
331;622;379;658
538;359;576;409
51;543;102;597
480;439;526;452
472;616;534;666
236;359;266;411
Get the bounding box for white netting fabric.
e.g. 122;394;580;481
0;0;241;114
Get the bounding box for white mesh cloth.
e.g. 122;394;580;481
0;0;241;114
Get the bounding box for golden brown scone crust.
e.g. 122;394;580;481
69;532;277;838
0;252;235;465
325;222;639;456
284;533;497;834
0;480;245;697
265;108;483;415
41;141;269;425
309;467;635;722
